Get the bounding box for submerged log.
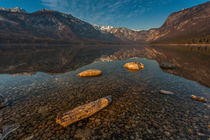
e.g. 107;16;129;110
77;69;102;77
56;96;112;127
123;62;144;71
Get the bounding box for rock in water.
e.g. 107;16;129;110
56;96;112;127
160;62;176;69
74;128;92;139
159;90;174;95
77;69;102;77
0;95;8;109
124;62;144;71
191;95;207;103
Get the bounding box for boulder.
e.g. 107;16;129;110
124;62;144;71
77;69;102;77
160;62;176;69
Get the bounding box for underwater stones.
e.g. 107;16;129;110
191;95;207;103
38;105;49;114
77;69;102;77
160;62;176;69
159;90;174;95
74;128;93;139
56;96;112;127
1;123;20;140
191;95;197;100
0;95;8;109
123;62;144;71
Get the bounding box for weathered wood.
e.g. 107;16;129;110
56;96;112;127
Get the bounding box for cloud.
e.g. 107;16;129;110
40;0;171;28
41;0;69;12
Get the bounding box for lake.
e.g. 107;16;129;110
0;44;209;139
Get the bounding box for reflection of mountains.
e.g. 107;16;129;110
0;44;209;88
97;45;210;88
0;44;119;74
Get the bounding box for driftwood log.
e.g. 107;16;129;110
56;96;112;127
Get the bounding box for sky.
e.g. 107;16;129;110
0;0;209;30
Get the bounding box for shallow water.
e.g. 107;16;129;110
0;57;209;139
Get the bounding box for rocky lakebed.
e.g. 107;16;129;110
0;44;210;140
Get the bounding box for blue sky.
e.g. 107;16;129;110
0;0;209;30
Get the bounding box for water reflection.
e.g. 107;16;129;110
0;44;120;74
0;44;210;139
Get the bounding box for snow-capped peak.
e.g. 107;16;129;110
0;7;26;13
92;24;101;30
132;29;141;32
100;26;114;31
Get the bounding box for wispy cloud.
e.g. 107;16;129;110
40;0;171;28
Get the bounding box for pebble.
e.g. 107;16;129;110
164;131;171;137
74;128;92;139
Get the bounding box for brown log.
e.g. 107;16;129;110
56;96;112;127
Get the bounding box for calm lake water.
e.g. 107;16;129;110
0;44;209;139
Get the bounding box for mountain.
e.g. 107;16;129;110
0;8;117;43
0;1;210;44
93;1;210;44
93;25;149;42
147;1;210;44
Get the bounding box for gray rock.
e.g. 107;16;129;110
164;131;171;137
160;90;174;95
160;62;176;69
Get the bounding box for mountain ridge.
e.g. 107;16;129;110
0;1;210;44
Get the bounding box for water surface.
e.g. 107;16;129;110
0;44;209;139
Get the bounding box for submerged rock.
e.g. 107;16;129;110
0;95;8;109
160;62;176;69
191;95;207;103
1;123;20;140
77;69;102;77
56;96;112;127
74;128;93;139
159;90;174;95
124;62;144;71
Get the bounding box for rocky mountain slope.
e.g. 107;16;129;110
0;8;117;43
93;1;210;44
147;1;210;44
93;25;148;42
0;1;209;44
